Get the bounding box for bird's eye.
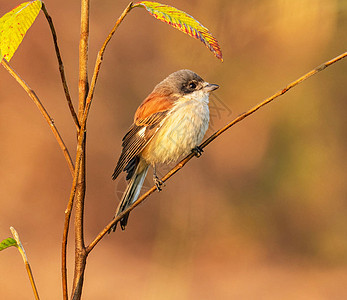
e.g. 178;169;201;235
189;82;197;89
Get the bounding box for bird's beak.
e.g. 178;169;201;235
203;82;219;92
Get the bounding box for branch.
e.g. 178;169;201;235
61;153;83;300
78;0;90;119
41;3;80;131
69;0;90;299
1;59;75;176
86;50;347;253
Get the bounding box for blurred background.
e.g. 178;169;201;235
1;0;347;299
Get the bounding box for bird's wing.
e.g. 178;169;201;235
112;111;169;180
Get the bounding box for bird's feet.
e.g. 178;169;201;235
108;217;118;233
192;146;204;158
153;174;165;191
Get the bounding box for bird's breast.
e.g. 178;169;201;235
142;96;210;164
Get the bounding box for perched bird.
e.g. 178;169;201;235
111;69;219;230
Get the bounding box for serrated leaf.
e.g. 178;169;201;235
134;1;223;61
0;237;17;251
0;0;42;61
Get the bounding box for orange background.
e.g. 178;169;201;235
1;0;347;299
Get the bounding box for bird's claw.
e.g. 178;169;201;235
108;217;118;233
153;175;165;191
192;146;204;158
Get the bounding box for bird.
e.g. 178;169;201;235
111;69;219;231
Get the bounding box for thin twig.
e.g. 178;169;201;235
41;3;80;131
78;0;90;120
25;263;40;300
10;227;40;300
1;59;75;176
86;51;347;253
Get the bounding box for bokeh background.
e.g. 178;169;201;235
1;0;347;299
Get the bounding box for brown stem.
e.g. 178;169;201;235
78;0;89;120
62;153;83;300
86;51;347;253
1;59;75;176
25;262;40;300
41;3;80;131
71;138;87;299
70;0;90;299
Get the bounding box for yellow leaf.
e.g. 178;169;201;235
0;0;42;61
134;1;223;61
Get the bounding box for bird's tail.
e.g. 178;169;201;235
113;159;149;231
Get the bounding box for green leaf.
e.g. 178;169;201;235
0;237;17;251
134;1;223;61
0;0;42;61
